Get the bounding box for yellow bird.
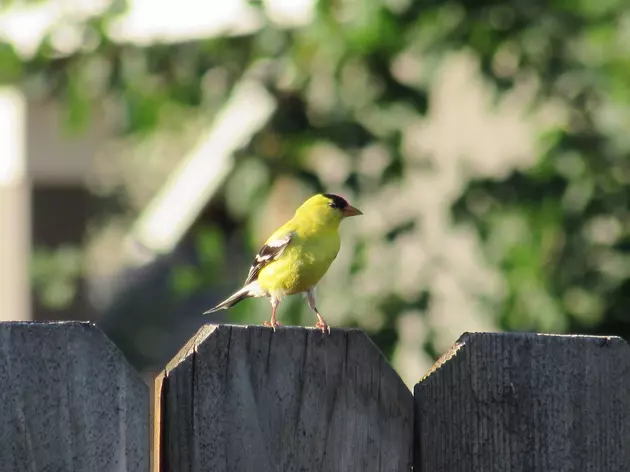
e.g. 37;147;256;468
204;193;362;333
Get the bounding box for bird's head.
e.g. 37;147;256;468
296;193;363;226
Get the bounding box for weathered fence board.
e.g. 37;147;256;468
3;321;628;471
414;332;630;472
0;322;150;472
155;324;413;472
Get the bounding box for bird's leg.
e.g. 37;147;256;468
263;297;281;331
306;288;330;334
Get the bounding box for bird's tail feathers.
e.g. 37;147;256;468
203;284;260;314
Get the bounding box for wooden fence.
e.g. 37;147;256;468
0;322;628;471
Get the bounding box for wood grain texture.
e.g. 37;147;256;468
157;324;413;472
0;322;150;472
414;332;630;472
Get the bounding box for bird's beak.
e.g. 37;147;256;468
343;205;363;217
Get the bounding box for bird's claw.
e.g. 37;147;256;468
263;320;282;331
315;320;331;335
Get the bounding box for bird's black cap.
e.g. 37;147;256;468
323;193;349;209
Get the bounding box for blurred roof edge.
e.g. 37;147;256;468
124;76;277;266
0;0;315;59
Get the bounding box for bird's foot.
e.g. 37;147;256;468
263;320;282;331
315;320;331;335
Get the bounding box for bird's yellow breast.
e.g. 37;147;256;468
257;228;340;296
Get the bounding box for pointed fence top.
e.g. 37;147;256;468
156;324;414;472
414;331;630;472
0;321;149;472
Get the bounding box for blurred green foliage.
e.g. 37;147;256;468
31;245;83;310
5;0;630;375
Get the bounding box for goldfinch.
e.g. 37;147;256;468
204;193;362;333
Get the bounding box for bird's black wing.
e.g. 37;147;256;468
243;232;293;286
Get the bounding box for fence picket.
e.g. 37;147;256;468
155;324;414;472
0;322;150;472
414;332;630;471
